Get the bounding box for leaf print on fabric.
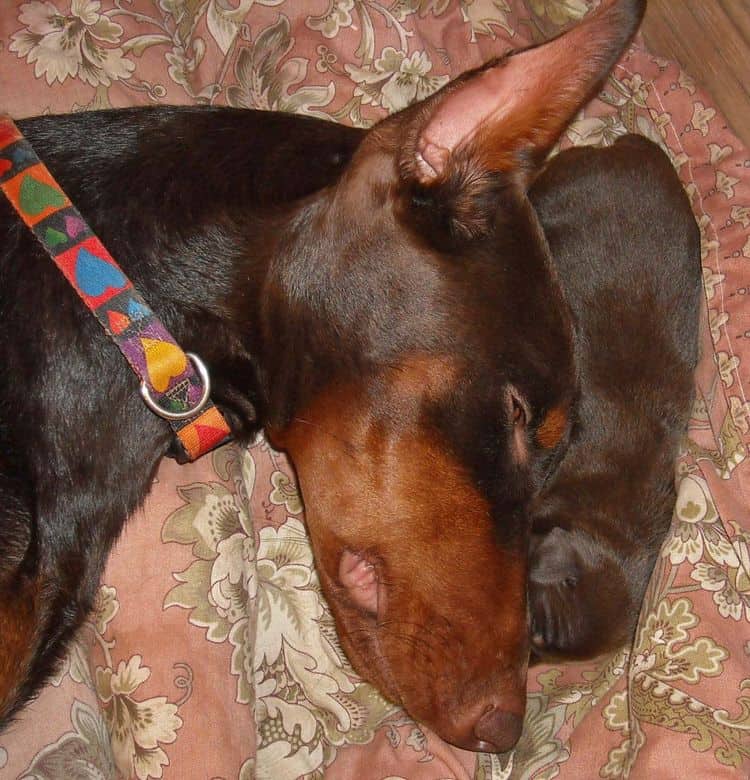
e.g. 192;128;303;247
345;47;448;114
691;525;750;621
662;473;735;566
211;532;256;623
697;213;720;263
619;596;750;769
691;101;716;137
716;170;740;200
540;651;628;730
505;688;569;780
677;68;697;95
161;444;393;777
475;750;514;780
529;0;587;26
730;205;750;228
20;700;117;780
162;451;256;704
708;309;729;344
729;396;750;435
308;0;412;69
459;0;513;41
629;674;750;770
708;142;733;166
603;689;628;733
96;656;182;780
162;479;251;639
715;350;739;388
206;0;255;56
226;15;335;115
269;469;303;514
702;266;726;302
600;690;645;780
104;0;225;101
512;654;629;778
229;614;255;706
630;598;728;683
50;584;120;691
382;716;435;763
391;0;451;23
93;584;119;635
255;738;324;780
686;410;748;479
254;517;395;777
718;412;748;478
10;0;135;86
618;74;651;111
307;0;355;39
168;478;244;552
565;113;628;148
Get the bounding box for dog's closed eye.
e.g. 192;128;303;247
511;395;527;427
504;384;530;465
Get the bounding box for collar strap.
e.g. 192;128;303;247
0;116;233;463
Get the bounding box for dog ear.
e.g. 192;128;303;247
397;0;645;238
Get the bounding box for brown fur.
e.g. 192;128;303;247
527;136;702;661
272;357;529;751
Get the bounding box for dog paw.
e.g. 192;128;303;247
528;526;630;660
528;580;581;656
528;528;584;656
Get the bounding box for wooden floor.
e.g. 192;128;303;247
641;0;750;149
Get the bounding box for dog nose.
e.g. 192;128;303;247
473;706;523;753
443;700;525;753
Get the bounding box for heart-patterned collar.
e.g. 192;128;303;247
0;115;233;463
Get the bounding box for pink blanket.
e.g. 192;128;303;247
1;2;748;777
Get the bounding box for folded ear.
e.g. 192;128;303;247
397;0;645;237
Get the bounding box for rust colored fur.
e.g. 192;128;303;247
274;358;530;749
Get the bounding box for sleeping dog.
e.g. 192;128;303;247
527;135;702;661
0;0;644;753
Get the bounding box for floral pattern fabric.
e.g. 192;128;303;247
1;1;749;778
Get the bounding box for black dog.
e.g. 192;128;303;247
527;135;702;660
0;0;644;753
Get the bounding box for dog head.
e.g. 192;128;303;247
266;0;646;752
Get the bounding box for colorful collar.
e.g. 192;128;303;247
0;115;233;463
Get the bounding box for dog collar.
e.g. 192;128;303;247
0;115;233;463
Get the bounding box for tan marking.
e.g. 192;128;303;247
0;576;42;718
536;403;569;449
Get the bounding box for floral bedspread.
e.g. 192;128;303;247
1;2;749;778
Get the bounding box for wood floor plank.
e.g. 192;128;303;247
641;0;750;149
718;0;750;47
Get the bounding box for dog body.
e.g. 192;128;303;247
527;135;702;660
0;0;645;752
0;105;366;720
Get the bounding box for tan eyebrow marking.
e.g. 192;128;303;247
536;403;569;449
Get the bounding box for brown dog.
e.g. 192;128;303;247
0;0;644;754
275;0;646;751
527;135;702;661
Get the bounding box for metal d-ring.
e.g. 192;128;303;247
139;352;212;421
